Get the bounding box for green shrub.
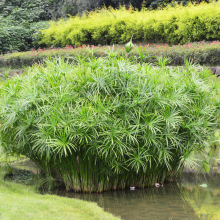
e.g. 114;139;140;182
0;0;50;53
39;2;220;47
0;57;219;192
0;18;49;53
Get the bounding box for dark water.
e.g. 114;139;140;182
56;173;220;220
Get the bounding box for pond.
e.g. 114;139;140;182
56;173;220;220
11;161;220;220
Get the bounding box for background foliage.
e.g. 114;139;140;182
0;1;216;53
0;0;205;19
0;0;49;53
38;2;220;47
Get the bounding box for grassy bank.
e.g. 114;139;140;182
0;148;119;220
0;149;119;219
0;41;219;68
0;177;119;220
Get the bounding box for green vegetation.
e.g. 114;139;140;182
0;153;21;164
0;129;118;220
39;2;220;47
0;172;119;220
1;2;219;54
0;0;49;53
0;1;219;219
0;56;219;192
1;41;219;68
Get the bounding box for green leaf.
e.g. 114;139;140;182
203;160;210;173
125;37;134;53
199;183;208;188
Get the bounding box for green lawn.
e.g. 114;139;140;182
0;174;119;220
0;144;119;220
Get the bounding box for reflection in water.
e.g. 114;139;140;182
180;173;220;220
56;174;220;220
11;161;220;220
57;184;198;220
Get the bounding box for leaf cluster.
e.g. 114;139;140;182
0;56;219;192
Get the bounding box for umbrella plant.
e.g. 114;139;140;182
0;56;219;192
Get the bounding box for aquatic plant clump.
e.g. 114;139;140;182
0;57;219;192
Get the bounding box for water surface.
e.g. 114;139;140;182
11;160;220;220
57;173;220;220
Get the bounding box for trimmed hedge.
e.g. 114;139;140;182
0;41;220;68
38;2;220;47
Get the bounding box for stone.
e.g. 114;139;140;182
209;67;220;76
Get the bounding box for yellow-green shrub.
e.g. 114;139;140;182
39;2;220;46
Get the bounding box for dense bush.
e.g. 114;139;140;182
0;1;49;53
0;57;219;192
0;0;52;53
1;41;219;68
39;2;220;47
0;0;68;21
0;0;203;19
0;18;48;53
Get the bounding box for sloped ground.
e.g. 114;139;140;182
0;172;119;220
